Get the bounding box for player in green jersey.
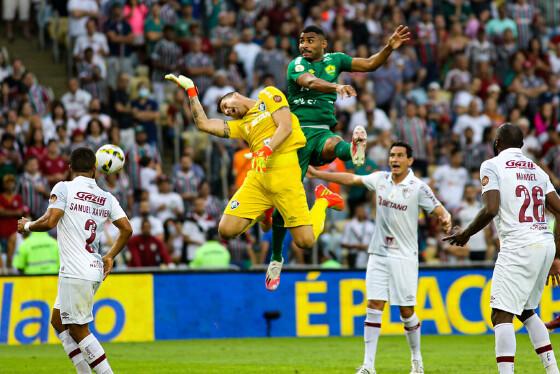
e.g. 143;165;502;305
265;24;411;291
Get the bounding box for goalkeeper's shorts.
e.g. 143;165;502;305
224;152;312;228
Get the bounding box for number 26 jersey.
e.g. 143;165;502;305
49;176;127;282
480;148;555;250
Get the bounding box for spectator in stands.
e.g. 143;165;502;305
85;118;107;150
349;93;392;139
341;203;375;268
0;174;27;269
18;157;49;220
3;58;25;105
211;11;238;69
163;218;184;263
151;25;182;103
369;57;402;114
61;78;92;121
110;73;135;150
253;35;289;91
233;27;261;89
127;219;173;268
131;83;159;145
453;98;492;145
149;175;184;222
183;37;214;95
67;0;99;42
3;0;31;41
22;72;50;117
175;3;194;51
131;200;164;239
486;4;517;44
202;71;234;118
77;48;107;102
144;2;163;55
189;227;230;269
431;149;469;211
41;139;68;188
77;98;111;132
127;125;160;192
541;135;560;189
73;18;109;79
104;2;135;88
13;230;59;275
25;127;47;160
98;172;133;216
0;133;22;174
124;0;149;46
183;196;215;263
395;100;432;176
226;230;257;269
174;155;200;215
42;100;75;139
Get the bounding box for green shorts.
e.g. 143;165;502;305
297;127;339;179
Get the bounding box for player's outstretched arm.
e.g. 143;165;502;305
430;205;452;234
103;217;133;280
296;73;356;97
351;25;411;72
165;74;232;138
17;208;64;233
443;190;500;246
307;166;364;186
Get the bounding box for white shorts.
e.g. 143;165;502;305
366;254;418;306
491;242;555;315
3;0;30;21
54;277;101;325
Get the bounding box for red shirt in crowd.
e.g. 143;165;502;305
25;146;48;161
41;156;67;176
127;234;173;267
0;193;27;238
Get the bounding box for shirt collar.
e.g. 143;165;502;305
499;147;522;155
390;169;414;186
74;175;96;184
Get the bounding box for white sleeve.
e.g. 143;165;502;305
360;172;382;191
48;182;68;210
376;109;392;131
546;176;556;195
480;160;500;194
418;182;440;213
152;217;164;236
109;194;127;222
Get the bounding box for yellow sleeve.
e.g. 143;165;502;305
259;86;289;114
225;119;244;139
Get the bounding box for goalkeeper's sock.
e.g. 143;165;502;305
334;141;352;161
310;198;329;239
271;210;286;262
58;330;91;373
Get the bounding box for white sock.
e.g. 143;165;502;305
78;334;113;374
363;308;382;370
495;323;515;373
401;313;422;361
58;330;91;374
524;314;559;373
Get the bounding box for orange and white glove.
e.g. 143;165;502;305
164;74;198;97
244;145;273;173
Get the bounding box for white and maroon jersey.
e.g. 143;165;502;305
480;148;555;251
49;176;127;282
361;170;440;259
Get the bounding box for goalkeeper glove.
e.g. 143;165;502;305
164;74;198;97
245;145;273;173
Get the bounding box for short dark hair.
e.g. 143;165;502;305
390;141;413;158
70;147;96;173
301;25;325;37
216;91;235;114
497;122;524;149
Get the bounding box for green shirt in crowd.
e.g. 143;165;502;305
287;52;353;128
13;232;59;275
190;241;230;269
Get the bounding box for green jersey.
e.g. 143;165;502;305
287;52;353;128
13;232;59;275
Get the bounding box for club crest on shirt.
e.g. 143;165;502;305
402;187;410;199
481;176;489;186
258;102;265;112
295;64;304;72
230;200;240;210
273;95;282;103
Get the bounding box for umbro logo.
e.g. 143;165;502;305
61;312;70;319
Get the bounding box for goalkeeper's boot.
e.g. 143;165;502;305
545;314;560;330
410;359;424;374
351;125;367;167
265;257;283;291
355;365;375;374
315;184;345;211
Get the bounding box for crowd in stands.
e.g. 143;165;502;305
1;0;560;273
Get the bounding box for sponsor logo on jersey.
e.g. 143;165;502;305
230;200;240;210
49;194;57;204
505;160;535;170
325;64;336;75
295;64;304;72
308;69;315;75
481;176;489;186
378;196;408;211
75;192;107;206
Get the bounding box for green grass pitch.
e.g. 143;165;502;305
1;335;559;373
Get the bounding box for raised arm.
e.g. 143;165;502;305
269;107;292;151
165;74;231;138
350;25;411;72
295;73;356;97
307;165;364;186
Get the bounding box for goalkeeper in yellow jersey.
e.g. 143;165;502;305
165;74;343;288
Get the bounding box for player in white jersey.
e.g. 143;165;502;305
17;148;132;374
309;142;452;374
445;124;560;374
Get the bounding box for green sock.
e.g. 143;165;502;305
271;210;286;262
334;141;351;161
